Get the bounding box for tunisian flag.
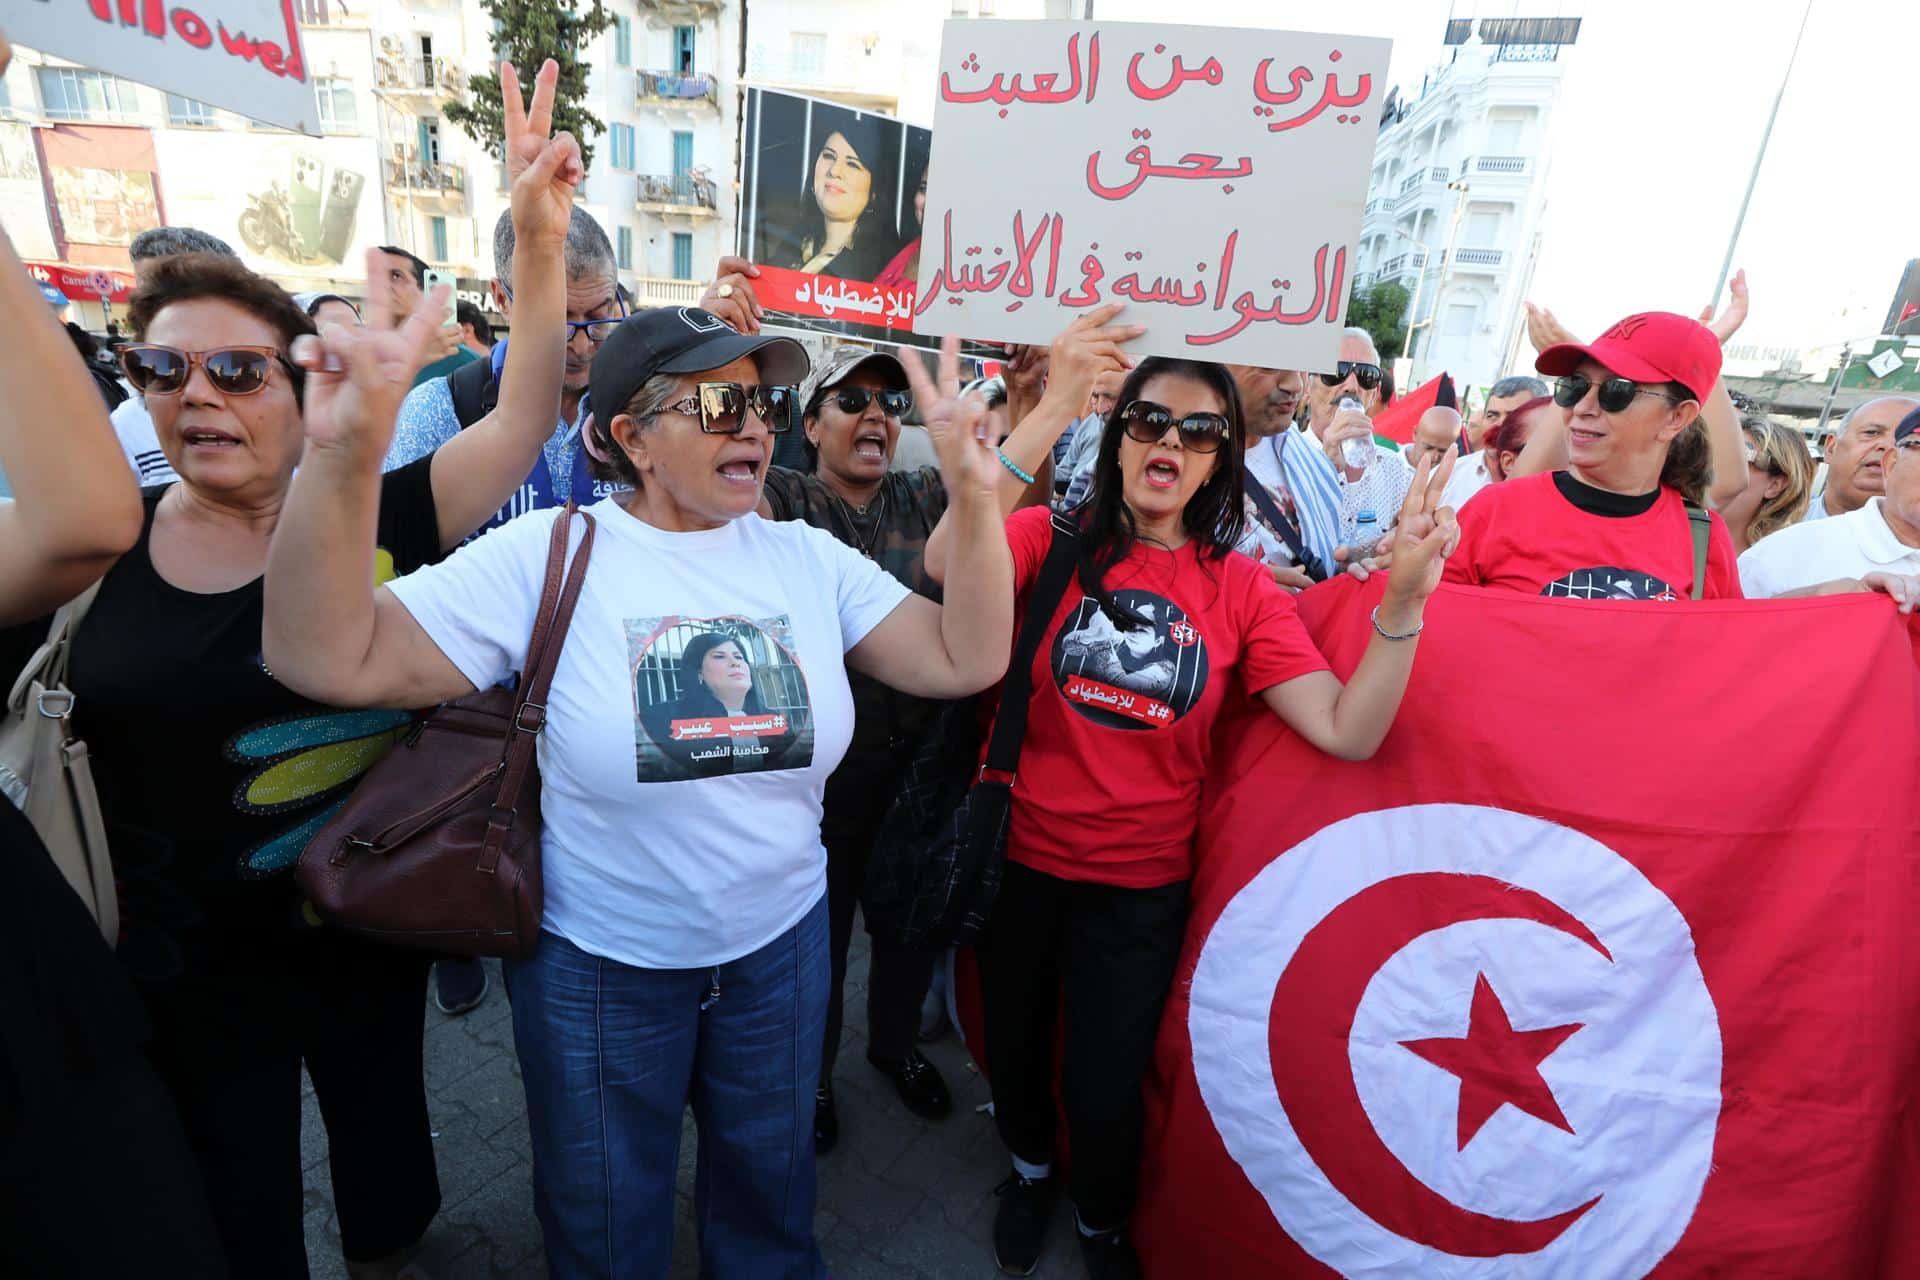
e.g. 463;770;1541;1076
1367;372;1457;445
1133;579;1920;1277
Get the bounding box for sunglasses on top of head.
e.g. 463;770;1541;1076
828;386;912;417
120;344;296;397
1553;373;1684;414
1316;361;1383;391
1117;400;1231;453
646;381;800;435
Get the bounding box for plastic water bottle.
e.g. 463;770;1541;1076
1337;395;1372;471
1352;509;1379;565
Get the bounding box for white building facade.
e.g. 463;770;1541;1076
1356;31;1569;391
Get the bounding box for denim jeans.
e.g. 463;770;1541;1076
505;893;830;1280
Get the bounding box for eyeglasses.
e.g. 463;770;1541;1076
647;381;799;435
1553;373;1684;414
500;285;628;343
1316;361;1383;391
829;387;912;417
1117;400;1231;453
1894;436;1920;454
120;344;295;397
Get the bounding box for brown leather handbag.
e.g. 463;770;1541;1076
296;507;596;958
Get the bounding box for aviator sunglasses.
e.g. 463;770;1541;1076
1554;373;1685;414
646;381;800;435
1316;360;1384;391
1118;400;1231;453
829;386;912;417
120;344;297;397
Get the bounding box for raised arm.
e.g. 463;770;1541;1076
847;336;1013;697
921;306;1139;582
1698;270;1750;509
0;223;143;623
1263;452;1457;760
424;60;582;548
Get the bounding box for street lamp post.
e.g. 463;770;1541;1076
1407;180;1470;383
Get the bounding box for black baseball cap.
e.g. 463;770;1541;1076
589;306;808;422
1896;404;1920;444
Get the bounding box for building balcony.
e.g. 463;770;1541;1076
1460;155;1530;182
388;160;468;200
641;0;723;28
1376;250;1429;286
376;54;465;99
637;173;720;217
1451;247;1506;271
636;70;719;110
630;275;708;307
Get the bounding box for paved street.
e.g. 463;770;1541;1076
302;935;1070;1279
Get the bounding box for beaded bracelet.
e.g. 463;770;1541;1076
995;448;1036;485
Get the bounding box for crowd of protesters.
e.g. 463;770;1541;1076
8;36;1920;1280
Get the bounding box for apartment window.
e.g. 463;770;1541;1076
614;17;632;67
1466;210;1500;246
610;123;635;171
671;232;693;281
418;117;441;166
165;94;217;127
790;33;827;79
617;226;633;271
671;131;693;185
418;34;436;87
674;26;696;73
1443;301;1476;339
37;67;141;122
315;77;358;133
429;216;449;263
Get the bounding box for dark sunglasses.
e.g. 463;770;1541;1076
648;381;799;435
120;344;296;397
1554;373;1684;414
1316;361;1383;391
1118;400;1231;453
830;386;912;417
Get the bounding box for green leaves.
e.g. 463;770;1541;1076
446;0;614;171
1346;281;1411;362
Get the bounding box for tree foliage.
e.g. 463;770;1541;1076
446;0;614;171
1346;281;1412;362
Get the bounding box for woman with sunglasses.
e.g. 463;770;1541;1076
0;65;585;1277
922;342;1458;1278
261;274;1015;1273
1723;417;1815;553
1445;312;1744;601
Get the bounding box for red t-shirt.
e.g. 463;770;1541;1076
991;505;1329;888
1444;473;1742;601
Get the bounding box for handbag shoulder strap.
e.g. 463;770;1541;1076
8;579;103;712
980;513;1082;786
1685;502;1711;601
1241;463;1323;581
484;507;596;846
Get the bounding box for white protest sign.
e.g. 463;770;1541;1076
915;20;1389;370
11;0;320;136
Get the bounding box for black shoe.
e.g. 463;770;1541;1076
1077;1227;1142;1280
813;1084;838;1154
992;1172;1056;1275
868;1047;953;1119
433;957;489;1017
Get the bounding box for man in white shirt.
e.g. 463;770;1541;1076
1804;396;1917;521
1442;377;1552;511
1740;406;1920;597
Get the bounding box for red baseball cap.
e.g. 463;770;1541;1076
1535;312;1722;403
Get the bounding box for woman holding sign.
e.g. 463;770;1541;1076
922;314;1459;1278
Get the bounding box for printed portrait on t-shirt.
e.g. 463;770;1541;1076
627;615;815;781
1542;567;1678;602
1050;589;1210;731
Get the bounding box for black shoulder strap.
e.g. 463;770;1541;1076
980;514;1081;786
1684;503;1712;601
1242;464;1325;581
447;355;499;431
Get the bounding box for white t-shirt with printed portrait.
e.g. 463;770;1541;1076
385;499;911;969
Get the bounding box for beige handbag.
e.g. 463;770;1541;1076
0;583;118;940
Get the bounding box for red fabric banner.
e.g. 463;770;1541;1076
1370;372;1455;444
1133;578;1920;1277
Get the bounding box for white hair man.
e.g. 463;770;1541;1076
1806;396;1920;521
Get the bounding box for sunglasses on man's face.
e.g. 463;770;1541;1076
1118;400;1231;453
1554;373;1683;415
649;381;799;435
831;386;912;417
120;344;295;397
1316;361;1383;392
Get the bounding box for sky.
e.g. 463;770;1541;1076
968;0;1913;374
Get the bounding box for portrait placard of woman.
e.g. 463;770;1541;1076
753;99;903;285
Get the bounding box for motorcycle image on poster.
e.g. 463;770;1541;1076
237;149;367;267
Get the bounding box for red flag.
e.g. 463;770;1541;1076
1900;301;1918;328
1370;373;1455;444
1135;578;1920;1277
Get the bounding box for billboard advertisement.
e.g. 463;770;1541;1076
0;124;57;261
38;124;163;251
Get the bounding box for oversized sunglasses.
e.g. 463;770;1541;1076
120;344;296;397
1118;400;1231;453
648;381;799;435
1316;361;1383;391
1554;373;1684;414
829;386;912;417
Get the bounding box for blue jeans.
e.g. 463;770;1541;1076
505;894;830;1280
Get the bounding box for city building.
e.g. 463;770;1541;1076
1355;19;1576;391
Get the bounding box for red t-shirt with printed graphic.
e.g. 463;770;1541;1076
992;505;1330;889
1444;472;1743;601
